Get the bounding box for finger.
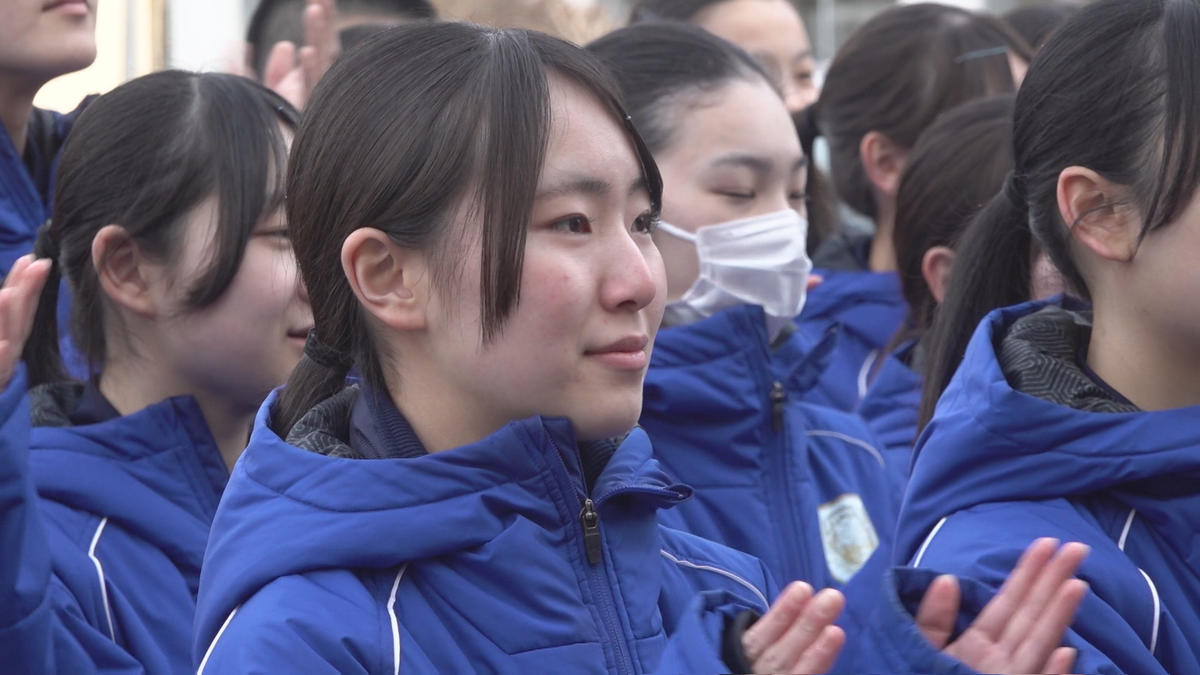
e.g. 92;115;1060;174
264;41;297;92
790;625;845;675
0;255;35;336
300;44;321;98
969;537;1058;640
807;274;823;291
755;589;844;672
1010;578;1088;673
742;582;814;664
1042;647;1078;675
914;575;960;650
1001;543;1089;646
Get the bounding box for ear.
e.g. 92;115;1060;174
92;225;157;317
860;131;907;198
1057;166;1139;262
921;246;956;305
341;228;429;332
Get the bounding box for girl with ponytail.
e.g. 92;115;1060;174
894;1;1200;671
0;71;305;673
794;3;1031;412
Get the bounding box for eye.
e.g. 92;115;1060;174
789;191;809;203
718;191;755;201
550;215;591;234
258;228;291;240
633;211;659;235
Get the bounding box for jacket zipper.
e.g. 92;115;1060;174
547;435;636;675
766;380;808;584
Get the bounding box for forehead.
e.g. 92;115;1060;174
667;79;802;167
696;0;811;60
542;74;643;189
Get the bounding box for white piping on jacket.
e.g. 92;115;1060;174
912;517;948;568
857;349;881;401
87;517;116;642
1118;508;1137;551
197;605;240;674
805;430;886;468
660;550;769;609
388;565;409;675
1138;569;1161;655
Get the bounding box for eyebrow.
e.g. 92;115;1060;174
535;176;649;201
709;153;808;174
792;50;815;63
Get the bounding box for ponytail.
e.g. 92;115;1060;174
22;222;68;386
917;177;1032;432
271;331;354;437
793;104;835;254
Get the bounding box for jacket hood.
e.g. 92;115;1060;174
800;270;906;350
896;299;1200;564
195;388;692;655
27;384;227;577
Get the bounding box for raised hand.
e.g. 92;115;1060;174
917;538;1090;674
0;255;52;391
261;0;341;110
742;582;846;674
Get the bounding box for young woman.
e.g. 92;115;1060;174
587;21;900;597
0;71;306;673
858;95;1018;470
628;0;816;114
894;1;1200;672
191;21;1087;675
796;3;1031;412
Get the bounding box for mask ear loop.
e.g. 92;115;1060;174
655;221;699;243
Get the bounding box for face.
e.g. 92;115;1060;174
418;75;665;442
148;197;312;412
694;0;817;113
0;0;96;85
653;78;807;300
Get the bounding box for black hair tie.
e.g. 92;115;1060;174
1003;171;1028;211
34;220;60;262
304;329;354;370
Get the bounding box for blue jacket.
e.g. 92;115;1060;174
0;102;90;376
856;340;922;480
641;304;901;591
193;387;778;674
796;270;908;412
894;299;1200;674
0;366;228;674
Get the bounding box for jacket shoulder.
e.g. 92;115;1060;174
197;569;385;675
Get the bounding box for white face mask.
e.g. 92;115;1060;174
657;209;812;325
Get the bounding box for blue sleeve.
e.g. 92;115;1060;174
652;590;762;675
0;366;149;674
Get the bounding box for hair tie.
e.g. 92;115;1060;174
35;220;60;262
1003;171;1027;211
304;329;354;370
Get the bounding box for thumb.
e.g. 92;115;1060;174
915;574;960;650
264;41;298;91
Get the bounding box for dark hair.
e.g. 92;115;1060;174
272;22;662;436
245;0;436;77
795;106;836;254
801;3;1032;220
918;0;1200;430
23;71;297;387
1004;3;1081;50
586;22;770;156
339;22;395;51
627;0;727;24
893;94;1015;347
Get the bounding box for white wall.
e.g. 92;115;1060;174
166;0;248;72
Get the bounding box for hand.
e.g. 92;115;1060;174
917;538;1090;674
742;582;846;674
262;0;340;110
0;255;52;391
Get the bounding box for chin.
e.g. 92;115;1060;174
572;408;642;443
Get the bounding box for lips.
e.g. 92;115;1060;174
587;335;649;355
585;335;650;371
288;327;314;341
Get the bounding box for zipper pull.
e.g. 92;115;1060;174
580;498;602;566
770;381;786;432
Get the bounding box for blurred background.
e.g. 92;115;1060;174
34;0;1079;113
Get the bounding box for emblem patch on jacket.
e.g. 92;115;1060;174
817;493;878;583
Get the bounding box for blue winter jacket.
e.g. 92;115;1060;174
796;270;908;412
641;304;901;591
893;299;1200;674
0;102;90;376
194;387;780;674
856;340;922;480
0;365;228;674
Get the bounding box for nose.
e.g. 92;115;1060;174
599;227;660;313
